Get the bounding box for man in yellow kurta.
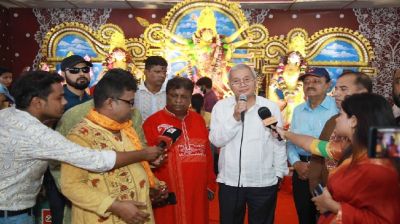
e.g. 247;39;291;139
61;69;163;224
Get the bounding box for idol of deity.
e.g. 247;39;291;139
269;33;308;127
268;52;307;128
163;7;253;97
103;32;143;79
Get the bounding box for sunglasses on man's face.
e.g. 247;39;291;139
66;67;90;74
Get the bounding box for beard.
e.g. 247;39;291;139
65;75;90;90
393;89;400;108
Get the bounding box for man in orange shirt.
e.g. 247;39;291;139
143;77;216;224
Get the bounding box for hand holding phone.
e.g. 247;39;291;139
312;183;324;197
311;184;333;216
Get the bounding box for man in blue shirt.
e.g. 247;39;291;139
287;67;338;224
60;55;92;111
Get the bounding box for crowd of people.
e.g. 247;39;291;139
0;55;399;224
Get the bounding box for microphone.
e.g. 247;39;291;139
156;127;182;149
258;107;283;141
239;94;247;122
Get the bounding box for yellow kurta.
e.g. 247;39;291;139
60;119;154;224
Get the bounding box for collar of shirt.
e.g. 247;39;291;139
225;95;262;112
7;107;39;123
64;85;90;99
138;82;166;95
303;95;332;112
163;107;189;121
63;85;91;111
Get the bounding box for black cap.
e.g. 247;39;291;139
60;55;93;71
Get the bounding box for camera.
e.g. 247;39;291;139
368;127;400;158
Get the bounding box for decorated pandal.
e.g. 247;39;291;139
157;7;253;96
39;0;375;127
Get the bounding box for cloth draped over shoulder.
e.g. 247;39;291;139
60;109;155;224
318;153;400;224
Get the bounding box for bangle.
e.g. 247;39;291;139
336;206;342;224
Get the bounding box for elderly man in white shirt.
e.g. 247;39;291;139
0;71;162;224
210;64;288;224
135;56;168;122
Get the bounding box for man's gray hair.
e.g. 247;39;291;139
228;64;257;80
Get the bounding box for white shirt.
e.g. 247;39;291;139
0;107;116;210
210;96;288;187
393;105;400;118
135;83;166;122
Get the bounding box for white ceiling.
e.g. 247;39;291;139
1;0;400;9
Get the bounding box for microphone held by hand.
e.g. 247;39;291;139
157;127;182;149
258;107;283;141
239;94;247;122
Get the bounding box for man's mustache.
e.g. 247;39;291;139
77;77;89;82
306;87;316;91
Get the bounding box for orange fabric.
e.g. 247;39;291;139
86;109;156;187
143;109;216;224
318;153;400;224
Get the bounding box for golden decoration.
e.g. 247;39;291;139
109;31;127;53
40;22;148;79
287;28;308;57
136;17;150;27
39;0;376;114
143;0;260;97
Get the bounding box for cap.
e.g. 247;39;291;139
298;67;331;82
60;55;93;71
0;83;14;103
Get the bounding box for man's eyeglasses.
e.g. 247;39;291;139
230;78;255;86
116;98;135;107
66;67;90;74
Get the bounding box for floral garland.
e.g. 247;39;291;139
191;28;226;79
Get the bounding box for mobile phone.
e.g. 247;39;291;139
368;127;400;158
166;192;177;205
312;184;330;217
151;192;177;208
312;184;324;197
